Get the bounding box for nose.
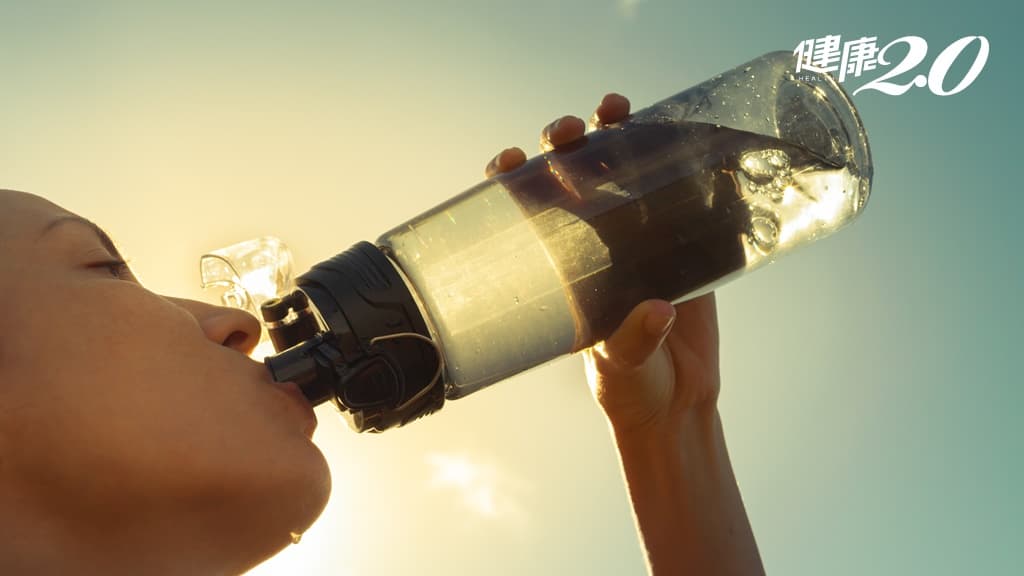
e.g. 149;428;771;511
166;297;263;355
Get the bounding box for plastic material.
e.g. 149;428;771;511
203;50;872;433
379;51;872;399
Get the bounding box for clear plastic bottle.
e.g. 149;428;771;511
377;50;872;399
203;50;872;432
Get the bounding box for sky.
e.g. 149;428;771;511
1;1;1019;575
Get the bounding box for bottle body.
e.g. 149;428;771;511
378;51;872;399
204;50;873;432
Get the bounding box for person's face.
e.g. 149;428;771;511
0;190;330;568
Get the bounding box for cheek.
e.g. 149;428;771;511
0;264;331;541
1;280;324;499
1;283;200;469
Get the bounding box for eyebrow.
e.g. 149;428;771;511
39;215;125;260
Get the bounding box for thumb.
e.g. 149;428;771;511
599;299;676;369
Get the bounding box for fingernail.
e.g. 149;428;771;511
648;313;675;350
654;314;675;336
543;121;557;141
643;301;676;337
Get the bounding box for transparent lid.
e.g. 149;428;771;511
199;236;296;355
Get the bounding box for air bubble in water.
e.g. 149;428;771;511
740;149;793;203
739;149;790;182
748;208;781;253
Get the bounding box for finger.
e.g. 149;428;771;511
484;147;527;178
669;292;720;362
588;93;631;131
539;115;586;153
595;299;676;370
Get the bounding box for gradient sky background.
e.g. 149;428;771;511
1;1;1018;575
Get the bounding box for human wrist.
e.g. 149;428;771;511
609;405;734;491
608;400;720;449
610;407;761;576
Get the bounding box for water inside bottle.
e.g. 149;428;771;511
380;121;867;397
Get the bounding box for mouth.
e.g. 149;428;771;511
275;380;319;437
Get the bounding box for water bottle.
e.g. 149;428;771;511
200;50;872;432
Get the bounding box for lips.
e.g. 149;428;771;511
275;380;319;437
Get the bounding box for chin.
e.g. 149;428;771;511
221;443;333;573
271;440;333;531
293;446;333;530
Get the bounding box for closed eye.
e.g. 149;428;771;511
88;259;133;280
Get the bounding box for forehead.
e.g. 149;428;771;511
0;190;75;241
0;190;124;265
0;191;89;286
0;190;79;299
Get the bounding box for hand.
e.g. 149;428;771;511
485;94;722;436
483;92;631;177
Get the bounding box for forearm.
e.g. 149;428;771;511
612;408;764;576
